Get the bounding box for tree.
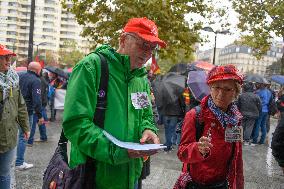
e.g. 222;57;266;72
61;0;215;63
58;40;85;68
266;59;281;76
232;0;284;74
45;50;58;66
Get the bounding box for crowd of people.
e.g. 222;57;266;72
0;17;283;189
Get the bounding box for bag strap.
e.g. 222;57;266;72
58;52;109;145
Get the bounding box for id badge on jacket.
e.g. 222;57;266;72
225;126;243;142
131;92;150;109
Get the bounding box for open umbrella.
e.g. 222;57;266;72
168;63;188;75
160;72;187;105
187;71;210;101
45;66;68;79
188;61;215;72
271;75;284;85
244;74;269;84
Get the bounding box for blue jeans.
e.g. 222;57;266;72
163;116;178;149
252;112;268;144
28;107;48;144
0;148;15;189
16;114;33;166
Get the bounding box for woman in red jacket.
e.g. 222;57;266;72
175;65;244;189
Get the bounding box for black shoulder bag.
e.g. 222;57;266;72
42;53;109;189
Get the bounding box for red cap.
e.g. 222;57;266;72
207;65;243;85
123;17;167;48
0;44;16;56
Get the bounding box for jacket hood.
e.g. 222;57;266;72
94;44;147;79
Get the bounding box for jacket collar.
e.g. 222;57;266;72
95;44;147;79
27;70;39;77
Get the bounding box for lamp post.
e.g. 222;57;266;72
34;42;47;57
202;27;230;65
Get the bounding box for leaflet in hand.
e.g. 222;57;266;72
103;130;166;151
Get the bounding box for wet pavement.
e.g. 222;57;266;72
15;111;284;189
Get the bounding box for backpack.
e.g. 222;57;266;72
176;105;204;141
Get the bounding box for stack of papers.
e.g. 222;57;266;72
103;131;166;151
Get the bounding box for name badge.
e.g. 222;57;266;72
225;126;243;143
131;92;150;109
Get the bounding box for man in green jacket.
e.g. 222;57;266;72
63;17;166;189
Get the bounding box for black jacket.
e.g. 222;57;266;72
237;92;261;119
271;119;284;167
40;76;49;107
19;71;42;118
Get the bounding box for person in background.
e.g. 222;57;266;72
271;115;284;175
48;72;63;121
277;87;284;121
0;45;29;188
15;62;44;170
176;65;244;189
28;71;49;143
237;82;261;146
252;83;272;145
266;83;276;133
63;17;164;189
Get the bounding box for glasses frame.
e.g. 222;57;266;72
0;55;12;62
126;33;157;52
211;86;235;93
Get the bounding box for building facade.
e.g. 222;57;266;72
218;43;283;75
0;0;90;60
196;48;221;65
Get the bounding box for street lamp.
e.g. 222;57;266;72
202;27;230;65
34;42;47;56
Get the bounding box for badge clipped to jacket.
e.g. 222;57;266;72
131;92;150;109
225;126;243;142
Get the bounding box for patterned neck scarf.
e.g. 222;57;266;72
207;96;242;128
0;67;19;100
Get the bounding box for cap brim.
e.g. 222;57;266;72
0;51;16;56
207;76;242;84
137;33;167;48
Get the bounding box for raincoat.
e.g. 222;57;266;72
62;45;157;189
177;96;244;189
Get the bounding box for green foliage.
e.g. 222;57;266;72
61;0;215;62
232;0;284;57
266;59;282;76
45;50;58;66
58;40;85;67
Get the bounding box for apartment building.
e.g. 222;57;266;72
0;0;90;60
218;43;283;75
196;48;221;65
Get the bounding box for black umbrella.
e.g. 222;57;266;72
160;72;186;105
168;63;188;76
187;71;210;101
45;66;68;79
244;74;269;84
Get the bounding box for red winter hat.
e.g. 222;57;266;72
123;17;167;48
0;44;16;56
207;65;243;85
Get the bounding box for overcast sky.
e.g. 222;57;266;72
186;0;240;51
188;0;283;51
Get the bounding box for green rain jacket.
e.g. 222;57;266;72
62;45;158;189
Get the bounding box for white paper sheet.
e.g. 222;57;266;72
103;130;166;151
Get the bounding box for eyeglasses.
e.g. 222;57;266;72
126;33;157;52
0;55;11;62
211;86;235;93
